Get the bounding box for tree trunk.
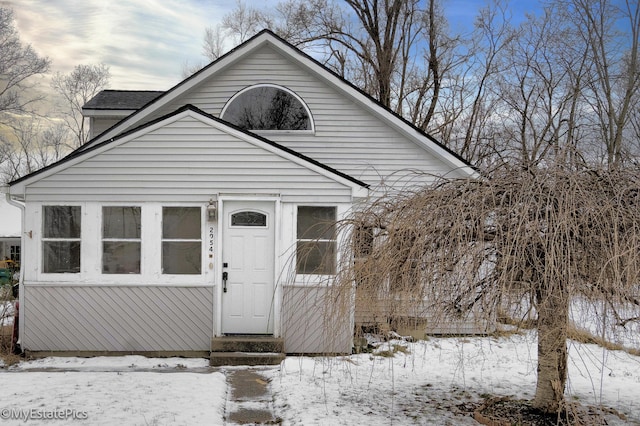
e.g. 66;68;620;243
533;283;569;413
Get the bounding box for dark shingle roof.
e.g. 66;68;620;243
82;90;165;110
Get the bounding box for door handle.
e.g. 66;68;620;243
222;271;228;293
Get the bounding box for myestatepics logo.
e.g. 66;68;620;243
0;408;89;421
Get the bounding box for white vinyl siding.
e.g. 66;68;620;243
147;45;463;188
22;285;213;351
89;117;126;139
24;115;355;203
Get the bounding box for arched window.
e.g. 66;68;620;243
231;211;267;227
222;85;313;131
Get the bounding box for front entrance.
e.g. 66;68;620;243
221;200;276;334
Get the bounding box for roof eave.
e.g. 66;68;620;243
82;109;136;117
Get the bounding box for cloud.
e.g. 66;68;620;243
5;0;240;89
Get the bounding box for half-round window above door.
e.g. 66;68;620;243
221;85;313;131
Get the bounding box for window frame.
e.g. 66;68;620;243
41;205;82;275
101;206;142;275
295;205;338;277
220;83;315;134
161;206;203;275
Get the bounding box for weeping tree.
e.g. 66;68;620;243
336;164;640;414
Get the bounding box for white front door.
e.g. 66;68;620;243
221;200;276;334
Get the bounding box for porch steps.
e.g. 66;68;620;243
210;336;285;367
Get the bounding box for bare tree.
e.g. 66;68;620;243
338;164;640;415
51;63;110;148
203;24;228;61
0;7;50;118
211;0;464;118
0;138;13;183
0;118;70;183
222;0;274;44
567;0;640;166
454;0;513;165
206;0;640;170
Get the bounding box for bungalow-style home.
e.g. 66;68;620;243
7;30;475;358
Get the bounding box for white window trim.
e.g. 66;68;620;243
34;202;209;285
294;205;339;283
161;205;204;277
39;204;84;282
101;206;142;275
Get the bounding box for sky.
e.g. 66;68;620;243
5;0;507;91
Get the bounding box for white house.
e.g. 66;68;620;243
7;30;475;357
0;195;21;264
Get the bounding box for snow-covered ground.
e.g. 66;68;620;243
271;332;640;425
0;331;639;425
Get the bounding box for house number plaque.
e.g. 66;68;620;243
209;226;214;256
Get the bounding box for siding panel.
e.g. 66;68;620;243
27;116;354;203
281;285;351;354
23;285;213;351
143;45;462;187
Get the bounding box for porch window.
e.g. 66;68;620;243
162;207;201;274
102;206;141;274
296;206;337;275
222;85;311;131
42;205;81;273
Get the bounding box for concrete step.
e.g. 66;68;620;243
211;336;284;353
210;336;285;366
209;352;285;367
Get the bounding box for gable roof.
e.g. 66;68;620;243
83;90;165;111
9;104;368;197
75;30;476;177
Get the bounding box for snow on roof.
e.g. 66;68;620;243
0;196;21;238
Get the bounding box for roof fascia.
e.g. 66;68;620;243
82;109;136;117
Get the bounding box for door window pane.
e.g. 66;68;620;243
231;211;267;227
